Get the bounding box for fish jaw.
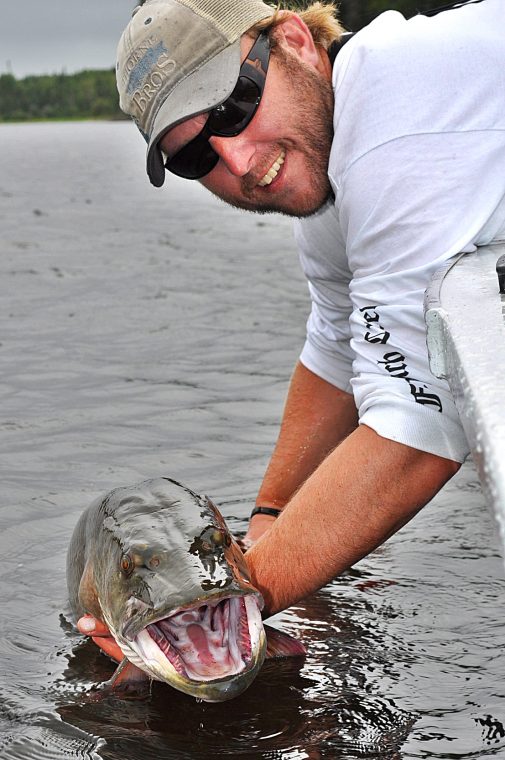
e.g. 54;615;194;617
111;594;266;702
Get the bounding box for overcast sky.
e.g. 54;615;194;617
0;1;137;78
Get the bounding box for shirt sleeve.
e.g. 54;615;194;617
337;131;505;463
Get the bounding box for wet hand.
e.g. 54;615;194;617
77;614;123;663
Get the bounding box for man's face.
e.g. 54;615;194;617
161;28;335;218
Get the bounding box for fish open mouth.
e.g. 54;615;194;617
131;595;264;682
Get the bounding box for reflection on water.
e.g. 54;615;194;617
0;122;504;759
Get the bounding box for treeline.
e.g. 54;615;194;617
0;0;453;122
0;69;125;122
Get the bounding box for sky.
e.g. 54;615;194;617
0;0;137;78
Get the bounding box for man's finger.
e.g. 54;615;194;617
76;615;123;662
91;636;123;663
77;614;111;637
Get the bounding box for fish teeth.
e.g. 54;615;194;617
123;627;182;680
244;595;264;656
114;595;265;686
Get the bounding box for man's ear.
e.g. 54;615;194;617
271;11;321;69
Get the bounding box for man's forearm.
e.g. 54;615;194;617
256;361;358;509
247;424;460;615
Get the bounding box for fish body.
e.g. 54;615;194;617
67;477;270;702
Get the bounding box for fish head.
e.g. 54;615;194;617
88;477;266;702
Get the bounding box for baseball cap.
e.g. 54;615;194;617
116;0;274;187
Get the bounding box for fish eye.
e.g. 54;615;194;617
211;530;223;546
211;529;232;547
120;553;133;575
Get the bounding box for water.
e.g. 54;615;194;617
0;121;504;759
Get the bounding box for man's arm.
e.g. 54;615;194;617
77;364;357;651
77;414;458;642
243;360;358;545
246;423;460;615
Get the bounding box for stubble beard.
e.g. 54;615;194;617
215;52;335;219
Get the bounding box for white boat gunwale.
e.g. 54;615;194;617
424;243;505;554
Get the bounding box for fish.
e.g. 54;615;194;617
66;477;305;702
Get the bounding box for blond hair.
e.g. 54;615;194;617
251;2;345;50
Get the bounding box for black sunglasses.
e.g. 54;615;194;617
164;31;271;180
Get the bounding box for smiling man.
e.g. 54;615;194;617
160;15;336;216
79;0;505;644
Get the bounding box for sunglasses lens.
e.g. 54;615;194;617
166;76;259;180
166;133;219;180
165;33;269;181
208;77;260;136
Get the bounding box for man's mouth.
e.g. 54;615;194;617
257;150;285;187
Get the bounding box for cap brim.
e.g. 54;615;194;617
146;40;241;187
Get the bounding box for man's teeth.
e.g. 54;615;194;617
258;150;285;187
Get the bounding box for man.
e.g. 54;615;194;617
78;0;505;649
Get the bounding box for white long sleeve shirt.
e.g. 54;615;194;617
295;0;505;462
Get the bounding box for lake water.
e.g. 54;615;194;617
0;121;504;759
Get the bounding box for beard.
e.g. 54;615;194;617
209;48;335;219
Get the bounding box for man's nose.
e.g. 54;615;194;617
209;134;255;176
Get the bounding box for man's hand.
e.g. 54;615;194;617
77;614;123;662
238;512;278;551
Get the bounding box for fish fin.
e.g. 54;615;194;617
77;559;102;622
99;658;151;699
109;657;150;686
264;624;307;659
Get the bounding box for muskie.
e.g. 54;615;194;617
67;477;304;702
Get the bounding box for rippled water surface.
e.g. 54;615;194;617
1;122;504;759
